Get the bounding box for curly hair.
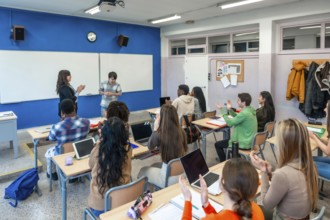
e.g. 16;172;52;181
106;101;129;122
96;116;129;197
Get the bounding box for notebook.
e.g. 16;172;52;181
159;97;170;107
131;121;153;146
180;149;221;195
306;126;326;138
72;137;95;160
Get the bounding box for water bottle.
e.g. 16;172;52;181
232;141;239;158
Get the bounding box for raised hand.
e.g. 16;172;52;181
179;175;191;201
199;174;209;207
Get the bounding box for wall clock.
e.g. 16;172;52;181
87;31;97;42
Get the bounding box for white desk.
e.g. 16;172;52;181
0;111;18;158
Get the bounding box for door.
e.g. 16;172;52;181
184;56;209;110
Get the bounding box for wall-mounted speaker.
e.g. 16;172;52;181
118;35;129;47
12;26;25;41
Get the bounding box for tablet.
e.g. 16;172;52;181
72;137;95;160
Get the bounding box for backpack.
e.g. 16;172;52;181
4;168;39;207
183;114;200;144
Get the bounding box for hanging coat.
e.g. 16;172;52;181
286;62;307;103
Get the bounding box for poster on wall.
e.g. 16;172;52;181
216;60;244;83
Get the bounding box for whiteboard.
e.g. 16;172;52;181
0;50;99;103
100;53;153;92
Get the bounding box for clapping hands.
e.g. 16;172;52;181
250;152;272;174
179;175;209;207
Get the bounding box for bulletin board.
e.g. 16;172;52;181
215;60;244;82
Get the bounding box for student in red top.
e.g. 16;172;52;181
179;158;264;220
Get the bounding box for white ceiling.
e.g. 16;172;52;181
0;0;310;27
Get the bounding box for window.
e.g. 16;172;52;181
187;37;206;54
282;24;321;50
170;40;185;55
208;35;230;53
326;23;330;48
233;31;259;53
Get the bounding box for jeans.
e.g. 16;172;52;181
90;208;104;217
313;156;330;179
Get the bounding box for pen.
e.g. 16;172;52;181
192;204;199;210
151;203;166;214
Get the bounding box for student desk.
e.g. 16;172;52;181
145;107;160;115
266;123;327;160
52;140;149;220
99;162;228;220
0;111;18;159
26;117;103;196
192;117;230;158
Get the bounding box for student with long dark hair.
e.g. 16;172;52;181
138;104;188;188
256;91;275;132
56;70;85;117
179;158;264;219
191;86;207;114
88;117;132;217
251;118;318;220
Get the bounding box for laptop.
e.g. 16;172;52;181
131;121;153;146
159;96;170;107
180;149;221;195
72;137;95;160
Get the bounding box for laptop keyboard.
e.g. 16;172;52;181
194;172;219;187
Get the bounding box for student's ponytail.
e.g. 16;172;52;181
234;198;252;219
221;158;259;220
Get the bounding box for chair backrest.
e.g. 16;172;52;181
164;158;185;187
62;142;74;153
202;110;216;118
264;121;275;138
251;130;268;151
311;206;325;220
181;114;193;127
104;176;148;211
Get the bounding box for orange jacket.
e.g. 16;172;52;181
286;62;307;103
182;201;264;220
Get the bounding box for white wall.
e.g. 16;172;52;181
161;0;330;121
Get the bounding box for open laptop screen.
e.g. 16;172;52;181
159;97;170;107
180;149;209;184
73;137;95;159
131;121;152;143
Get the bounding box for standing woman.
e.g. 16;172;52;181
309;100;330;180
56;70;85;117
191;86;207;117
138;104;188;188
250;118;318;220
88;116;132;217
256;91;275;132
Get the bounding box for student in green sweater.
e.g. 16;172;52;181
215;93;257;162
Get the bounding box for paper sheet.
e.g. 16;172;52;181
220;76;230;88
228;66;237;74
170;190;223;219
230;75;238;86
148;203;182;220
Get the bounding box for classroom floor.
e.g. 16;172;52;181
0;110;329;220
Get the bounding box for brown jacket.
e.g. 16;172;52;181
88;144;132;211
286;62;307;103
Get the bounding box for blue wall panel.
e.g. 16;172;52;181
0;7;160;129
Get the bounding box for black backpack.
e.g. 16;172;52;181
183;114;200;144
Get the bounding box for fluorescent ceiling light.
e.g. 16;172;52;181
220;0;263;9
235;31;258;37
85;5;100;15
150;14;181;24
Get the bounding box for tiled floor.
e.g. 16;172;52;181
0;111;329;219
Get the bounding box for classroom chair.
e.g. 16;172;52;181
62;142;74;153
83;176;148;220
318;175;330;199
164;158;185;187
311;206;326;220
226;130;268;160
264;121;277;163
202;110;218;141
182;114;200;149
